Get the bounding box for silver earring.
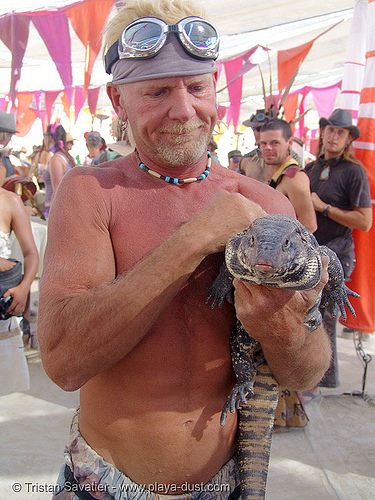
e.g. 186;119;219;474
118;119;128;141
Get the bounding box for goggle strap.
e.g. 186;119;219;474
105;41;119;74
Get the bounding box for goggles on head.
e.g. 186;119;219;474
105;16;219;75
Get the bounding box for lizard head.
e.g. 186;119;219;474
225;214;322;289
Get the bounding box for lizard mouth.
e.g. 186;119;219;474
254;263;273;274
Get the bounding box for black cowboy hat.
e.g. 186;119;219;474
319;109;361;140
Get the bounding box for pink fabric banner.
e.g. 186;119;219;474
0;15;30;104
220;46;271;90
45;91;61;124
74;87;86;122
87;87;100;118
311;83;340;118
32;13;73;102
224;57;243;130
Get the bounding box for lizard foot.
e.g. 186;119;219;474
220;382;254;426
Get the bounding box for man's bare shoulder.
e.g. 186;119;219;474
210;163;295;217
238;173;295;217
62;155;135;189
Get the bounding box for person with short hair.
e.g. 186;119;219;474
83;132;106;166
227;149;242;172
37;1;331;498
259;118;317;233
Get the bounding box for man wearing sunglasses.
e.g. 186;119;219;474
38;1;331;499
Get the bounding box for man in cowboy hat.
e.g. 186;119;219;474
0;110;19;186
305;109;372;389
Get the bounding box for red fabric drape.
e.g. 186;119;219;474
66;0;113;93
277;40;314;94
16;93;37;137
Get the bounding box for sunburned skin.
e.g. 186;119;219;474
38;153;295;490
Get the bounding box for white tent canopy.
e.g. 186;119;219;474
0;0;355;147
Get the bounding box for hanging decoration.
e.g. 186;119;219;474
0;15;30;105
0;0;115;106
340;0;375;333
65;0;114;95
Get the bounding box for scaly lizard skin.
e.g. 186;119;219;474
207;213;359;500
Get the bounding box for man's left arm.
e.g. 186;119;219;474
233;257;331;390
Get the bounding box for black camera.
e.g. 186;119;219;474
0;296;13;320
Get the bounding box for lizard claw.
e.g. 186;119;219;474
220;382;254;426
205;285;233;309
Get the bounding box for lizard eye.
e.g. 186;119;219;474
248;235;255;246
282;238;291;250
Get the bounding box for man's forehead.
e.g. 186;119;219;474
128;73;215;89
260;129;285;140
325;125;349;133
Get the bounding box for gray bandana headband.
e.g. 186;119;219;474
111;35;216;85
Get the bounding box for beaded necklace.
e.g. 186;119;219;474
137;150;211;184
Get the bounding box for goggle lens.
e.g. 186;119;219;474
183;20;218;49
124;22;163;51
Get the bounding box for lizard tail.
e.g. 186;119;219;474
238;363;279;500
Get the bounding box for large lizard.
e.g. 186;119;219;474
207;213;359;500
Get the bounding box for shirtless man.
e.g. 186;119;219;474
259;119;317;233
37;1;331;498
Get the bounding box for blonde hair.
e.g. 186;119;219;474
103;0;207;53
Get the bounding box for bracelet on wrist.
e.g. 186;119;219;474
322;204;331;217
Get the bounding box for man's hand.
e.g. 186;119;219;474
187;191;267;255
233;255;329;349
311;192;326;213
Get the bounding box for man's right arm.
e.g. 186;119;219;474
37;171;265;391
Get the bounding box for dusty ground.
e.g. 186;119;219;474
0;280;374;499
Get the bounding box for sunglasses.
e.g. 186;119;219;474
105;17;219;74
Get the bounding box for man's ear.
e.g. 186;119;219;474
107;83;128;121
212;69;218;91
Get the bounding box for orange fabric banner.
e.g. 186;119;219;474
61;91;71;119
277;40;314;94
16;93;37;137
282;93;299;124
66;0;113;92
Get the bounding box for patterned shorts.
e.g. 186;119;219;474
53;409;240;500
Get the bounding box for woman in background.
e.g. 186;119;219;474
0;187;38;396
42;124;76;218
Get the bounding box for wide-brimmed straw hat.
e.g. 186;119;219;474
0;110;18;134
65;132;75;143
319;109;361;140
